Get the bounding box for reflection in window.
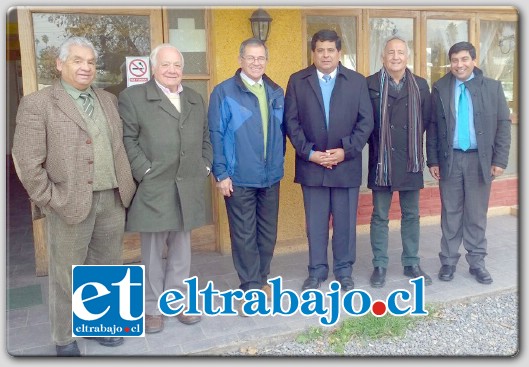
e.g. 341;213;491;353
167;9;207;75
426;19;468;86
306;16;357;70
182;80;208;105
179;80;211;223
32;13;151;90
480;20;516;104
369;18;414;75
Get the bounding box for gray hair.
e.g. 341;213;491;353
58;36;98;62
381;35;410;57
150;43;185;69
239;38;269;59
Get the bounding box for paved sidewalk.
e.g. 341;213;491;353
6;203;518;356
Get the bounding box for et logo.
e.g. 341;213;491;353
72;265;145;337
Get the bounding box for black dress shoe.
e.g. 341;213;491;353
56;341;81;357
469;267;493;284
84;336;124;347
404;265;432;285
370;267;386;288
336;276;355;291
438;265;456;281
301;276;322;290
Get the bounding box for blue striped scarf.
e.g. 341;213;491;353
376;67;424;187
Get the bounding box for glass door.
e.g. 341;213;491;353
366;10;419;76
17;7;163;95
164;7;216;251
423;12;474;86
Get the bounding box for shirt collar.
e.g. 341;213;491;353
316;67;338;81
61;79;95;99
240;71;263;87
456;72;475;87
155;79;183;95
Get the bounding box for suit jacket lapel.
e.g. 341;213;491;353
441;76;456;144
179;89;195;125
52;81;88;132
307;70;326;121
145;79;181;120
159;97;181;120
449;88;456;123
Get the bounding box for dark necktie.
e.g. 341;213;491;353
79;92;94;117
457;83;470;151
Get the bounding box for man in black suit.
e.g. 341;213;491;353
284;29;374;291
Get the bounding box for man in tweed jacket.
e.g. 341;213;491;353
12;37;136;356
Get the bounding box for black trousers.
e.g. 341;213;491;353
225;182;280;291
301;185;359;280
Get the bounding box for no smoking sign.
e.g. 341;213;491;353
126;56;150;87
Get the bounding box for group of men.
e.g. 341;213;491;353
12;29;511;356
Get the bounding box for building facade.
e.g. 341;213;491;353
7;6;518;262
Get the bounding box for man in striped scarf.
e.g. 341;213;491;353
366;36;432;288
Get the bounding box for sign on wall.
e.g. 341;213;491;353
126;56;150;87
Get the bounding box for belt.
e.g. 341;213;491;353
453;148;478;153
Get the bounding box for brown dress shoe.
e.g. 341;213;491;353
145;314;164;334
238;299;249;318
176;308;202;325
261;284;272;299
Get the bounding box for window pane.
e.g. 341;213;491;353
32;13;151;90
181;79;212;224
167;9;208;75
369;18;414;75
182;80;208;104
480;20;516;104
426;19;468;86
306;16;357;70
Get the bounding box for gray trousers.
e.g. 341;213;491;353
141;231;191;315
47;189;125;346
370;189;420;268
439;150;492;269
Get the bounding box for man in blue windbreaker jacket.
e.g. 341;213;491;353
208;38;285;316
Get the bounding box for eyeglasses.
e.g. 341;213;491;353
242;56;267;64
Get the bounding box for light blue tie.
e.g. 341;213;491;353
457;83;470;151
323;74;331;83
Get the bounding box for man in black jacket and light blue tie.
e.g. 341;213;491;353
284;29;373;292
427;41;511;285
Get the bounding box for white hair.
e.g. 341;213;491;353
58;36;98;62
150;43;185;69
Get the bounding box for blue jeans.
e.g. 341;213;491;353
369;190;420;268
